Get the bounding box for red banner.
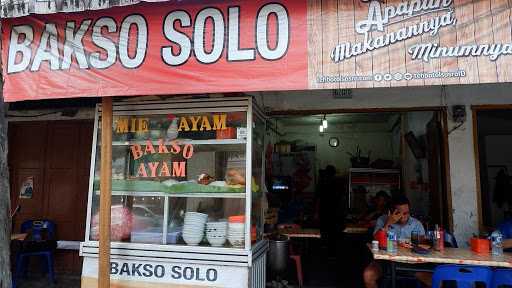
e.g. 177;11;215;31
2;0;308;102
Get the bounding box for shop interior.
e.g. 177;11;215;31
264;110;450;287
5;95;452;287
475;108;512;230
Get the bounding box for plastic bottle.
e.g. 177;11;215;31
387;228;397;254
491;230;504;256
434;225;445;252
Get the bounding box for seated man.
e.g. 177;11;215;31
363;195;425;288
498;219;512;250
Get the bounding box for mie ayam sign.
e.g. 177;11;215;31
115;114;228;179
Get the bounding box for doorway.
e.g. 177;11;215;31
473;106;512;231
265;109;452;287
8;120;94;274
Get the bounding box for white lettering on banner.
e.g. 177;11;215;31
256;3;289;60
227;7;256;61
8;15;145;72
90;17;118;69
6;3;291;73
7;25;33;74
161;11;192;66
194;8;225;64
31;23;59;71
408;43;512;61
330;0;512;66
332;8;456;62
355;0;453;34
161;3;289;66
118;14;148;69
332;0;457;63
62;20;91;70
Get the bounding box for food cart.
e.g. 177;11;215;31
80;97;268;287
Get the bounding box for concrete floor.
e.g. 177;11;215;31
16;275;338;288
15;274;81;288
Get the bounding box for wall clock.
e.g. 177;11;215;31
329;137;339;147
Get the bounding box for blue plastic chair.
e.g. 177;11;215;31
432;265;493;288
499;220;512;239
492;269;512;288
14;220;56;285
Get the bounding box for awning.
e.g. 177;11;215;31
1;0;175;18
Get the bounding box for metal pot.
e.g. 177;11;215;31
268;235;289;275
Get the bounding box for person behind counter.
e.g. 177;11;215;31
315;165;343;251
363;195;425;288
359;191;391;226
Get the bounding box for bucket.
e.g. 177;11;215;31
268;234;289;275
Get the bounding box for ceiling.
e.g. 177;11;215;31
275;113;397;126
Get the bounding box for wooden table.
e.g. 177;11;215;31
278;228;321;239
369;245;512;287
10;233;27;241
343;224;370;234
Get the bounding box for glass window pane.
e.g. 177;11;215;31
166;197;246;248
90;111;248;246
251;115;265;245
89;195;164;243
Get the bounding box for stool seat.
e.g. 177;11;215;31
13;220;56;287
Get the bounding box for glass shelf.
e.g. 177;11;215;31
109;139;247;146
94;190;246;198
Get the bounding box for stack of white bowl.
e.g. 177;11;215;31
205;221;228;247
228;222;245;248
182;212;208;245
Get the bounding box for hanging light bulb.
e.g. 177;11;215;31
322;116;328;129
319;125;324;133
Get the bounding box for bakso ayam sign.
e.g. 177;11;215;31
115;114;229;179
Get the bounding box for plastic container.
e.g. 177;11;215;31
216;127;237;139
228;215;245;223
375;229;387;249
491;230;504;256
371;240;379;252
131;228;163;244
387;229;397;254
167;231;182;244
470;238;490;254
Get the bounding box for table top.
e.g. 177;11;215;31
56;240;80;250
344;225;370;234
278;228;321;239
369;245;512;268
11;233;28;241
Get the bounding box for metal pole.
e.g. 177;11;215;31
0;80;12;288
98;97;112;288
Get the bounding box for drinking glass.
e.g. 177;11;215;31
411;230;420;246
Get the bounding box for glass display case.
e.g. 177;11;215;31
81;97;267;288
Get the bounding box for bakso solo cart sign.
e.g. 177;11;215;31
81;258;248;287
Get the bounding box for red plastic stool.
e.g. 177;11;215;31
290;255;303;287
